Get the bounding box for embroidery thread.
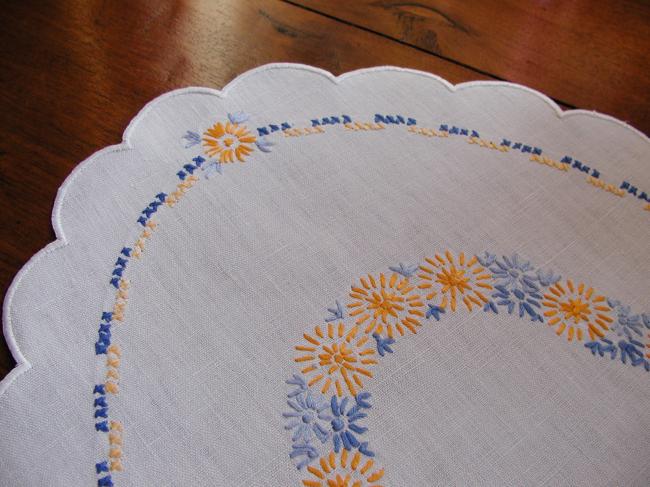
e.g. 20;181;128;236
94;108;648;486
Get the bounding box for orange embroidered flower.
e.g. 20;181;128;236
202;121;256;162
294;323;377;397
347;272;425;339
542;279;613;341
303;450;385;487
418;250;493;312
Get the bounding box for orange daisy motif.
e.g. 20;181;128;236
303;450;385;487
542;279;613;341
294;323;377;397
418;250;493;312
202;121;256;162
347;272;425;339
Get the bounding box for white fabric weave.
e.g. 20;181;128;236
1;64;649;486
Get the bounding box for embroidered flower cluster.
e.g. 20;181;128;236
283;251;649;484
93;107;649;486
93;113;269;487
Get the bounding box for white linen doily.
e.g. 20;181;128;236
1;64;649;487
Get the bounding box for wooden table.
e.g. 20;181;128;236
1;0;649;380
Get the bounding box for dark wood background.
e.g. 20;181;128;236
1;0;649;380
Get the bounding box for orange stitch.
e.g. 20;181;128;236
107;357;120;368
295;323;376;397
283;128;301;137
106;369;119;380
110;421;123;432
419;251;493;312
286;126;325;136
108;345;121;357
587;176;606;188
110;460;124;472
302;450;385;486
202;121;256;163
348;272;424;339
542;280;613;341
146;220;158;229
530;155;568;172
587;176;626;197
105;382;119;394
108;432;123;446
109;448;122;459
645;203;650;211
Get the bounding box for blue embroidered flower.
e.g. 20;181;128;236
425;303;446;321
325;300;344;322
329;394;374;456
585;337;650;371
202;161;223;179
372;332;395;357
480;253;559;322
289;440;319;470
284;390;332;444
255;137;274;153
286;374;307;398
537;268;562;287
489;284;544;322
488;253;539;290
584;338;617;360
227;111;250;124
388;262;419;278
607;299;650;340
181;130;200;148
618;338;649;370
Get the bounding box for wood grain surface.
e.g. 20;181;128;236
0;0;648;380
292;0;650;131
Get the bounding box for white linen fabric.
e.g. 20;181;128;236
1;64;649;487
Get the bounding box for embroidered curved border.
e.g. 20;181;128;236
0;63;648;486
96;111;649;486
283;254;649;483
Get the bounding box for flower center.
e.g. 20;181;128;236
367;289;404;321
559;298;591;323
223;137;235;147
321;342;357;374
438;267;470;290
332;417;345;431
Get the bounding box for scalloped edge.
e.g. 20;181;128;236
1;62;648;398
